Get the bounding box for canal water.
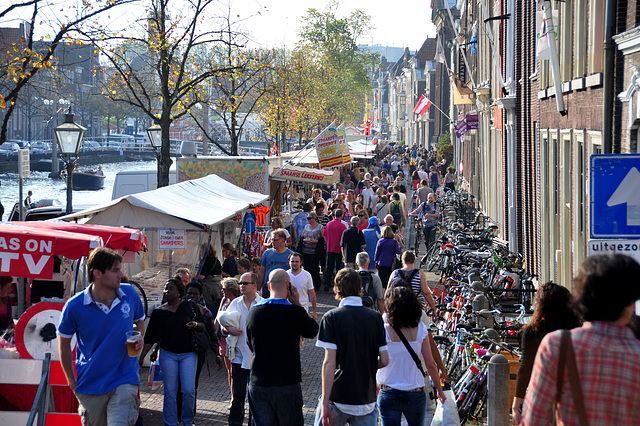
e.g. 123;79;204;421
0;160;157;220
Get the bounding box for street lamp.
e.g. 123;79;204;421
54;110;85;214
146;123;161;158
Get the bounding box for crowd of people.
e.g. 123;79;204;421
49;142;640;426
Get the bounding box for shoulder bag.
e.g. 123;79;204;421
554;330;588;425
188;300;211;356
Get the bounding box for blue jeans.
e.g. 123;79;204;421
159;349;197;426
423;225;436;252
313;398;378;426
248;383;303;426
377;388;426;426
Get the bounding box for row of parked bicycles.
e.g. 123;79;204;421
408;188;537;424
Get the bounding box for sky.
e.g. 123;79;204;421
233;0;438;51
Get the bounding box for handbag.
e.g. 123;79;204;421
392;326;439;400
148;358;163;390
554;330;589;425
296;235;305;253
188;300;211;356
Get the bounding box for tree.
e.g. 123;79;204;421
95;0;244;186
297;2;377;125
190;43;271;156
0;0;133;144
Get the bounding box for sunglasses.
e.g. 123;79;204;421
240;281;254;286
358;214;365;217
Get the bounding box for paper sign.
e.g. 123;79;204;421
158;229;186;250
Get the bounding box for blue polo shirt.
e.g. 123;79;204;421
58;284;145;394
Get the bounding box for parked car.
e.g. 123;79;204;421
81;140;102;152
29;141;53;155
0;142;20;156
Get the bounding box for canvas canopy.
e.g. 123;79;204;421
281;140;377;165
59;174;269;230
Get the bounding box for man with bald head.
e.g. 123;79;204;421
246;269;319;425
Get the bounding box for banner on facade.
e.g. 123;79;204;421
451;71;475;105
455;120;469;138
466;114;479;130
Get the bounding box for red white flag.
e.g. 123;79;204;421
413;94;433;115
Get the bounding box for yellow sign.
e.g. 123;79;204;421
451;71;475;105
336;123;352;165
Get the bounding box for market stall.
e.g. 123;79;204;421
0;222;144;422
59;174;269;309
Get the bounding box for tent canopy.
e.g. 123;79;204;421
281;140;377;165
60;174;269;230
0;222;103;279
15;222;143;252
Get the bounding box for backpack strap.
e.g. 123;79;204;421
408;269;419;283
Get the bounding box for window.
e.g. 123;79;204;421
574;0;587;77
588;0;605;74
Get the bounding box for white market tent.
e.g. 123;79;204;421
60;174;268;230
281;139;378;165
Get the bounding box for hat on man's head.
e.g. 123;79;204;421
368;216;381;233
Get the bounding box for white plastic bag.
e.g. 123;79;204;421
430;389;460;426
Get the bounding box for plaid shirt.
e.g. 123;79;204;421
522;321;640;425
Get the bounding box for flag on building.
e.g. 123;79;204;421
451;71;475;105
536;11;551;60
470;22;477;55
413;95;433;115
435;34;447;65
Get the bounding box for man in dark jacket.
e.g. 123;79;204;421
246;269;319;425
340;216;366;269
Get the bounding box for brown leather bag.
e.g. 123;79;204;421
555;330;589;426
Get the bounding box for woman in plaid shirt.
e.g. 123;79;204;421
521;254;640;425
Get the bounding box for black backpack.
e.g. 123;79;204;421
359;270;376;310
390;269;419;291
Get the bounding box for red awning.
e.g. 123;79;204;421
12;222;142;252
0;223;103;279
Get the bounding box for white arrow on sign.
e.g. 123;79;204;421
607;167;640;226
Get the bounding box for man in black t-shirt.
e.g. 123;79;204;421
340;216;366;269
247;269;319;425
314;268;389;426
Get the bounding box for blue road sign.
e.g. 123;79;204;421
590;154;640;238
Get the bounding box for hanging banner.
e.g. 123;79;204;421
466;114;479;130
271;165;340;185
455;120;469;138
451;71;475;105
315;121;344;168
336;123;352;165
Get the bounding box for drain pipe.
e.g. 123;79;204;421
602;0;617;153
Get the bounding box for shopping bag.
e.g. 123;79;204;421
430;389;460;426
148;359;163;390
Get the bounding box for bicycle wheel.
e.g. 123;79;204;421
426;246;441;272
129;280;148;318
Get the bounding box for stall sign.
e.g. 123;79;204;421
272;165;340;185
316;121;344;168
337;123;352;164
0;235;55;279
158;229;186;250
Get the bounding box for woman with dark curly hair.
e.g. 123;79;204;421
511;282;581;424
376;286;445;426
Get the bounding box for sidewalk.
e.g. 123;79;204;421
138;289;340;425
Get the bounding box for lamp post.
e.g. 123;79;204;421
146;123;162;158
54;110;85;214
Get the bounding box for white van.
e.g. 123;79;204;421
111;168;177;200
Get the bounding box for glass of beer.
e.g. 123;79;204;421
126;330;141;357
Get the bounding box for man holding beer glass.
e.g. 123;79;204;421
58;247;146;426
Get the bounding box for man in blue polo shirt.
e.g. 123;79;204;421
58;247;145;426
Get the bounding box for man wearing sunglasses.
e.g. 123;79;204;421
224;272;262;426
